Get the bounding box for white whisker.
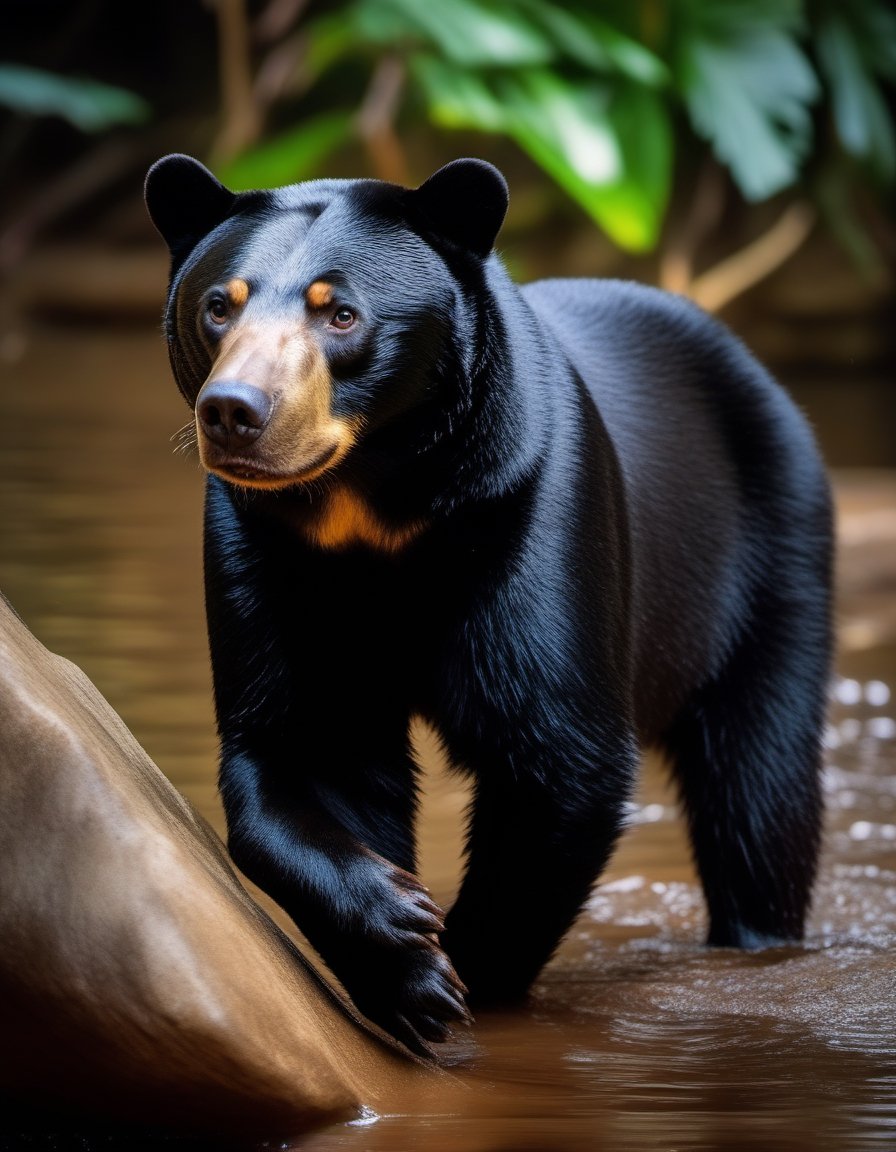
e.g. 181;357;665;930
171;422;198;458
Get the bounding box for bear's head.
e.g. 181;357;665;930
145;155;508;491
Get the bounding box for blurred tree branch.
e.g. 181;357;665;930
357;55;409;184
256;0;311;45
659;161;726;297
690;202;817;313
659;163;817;310
207;0;261;163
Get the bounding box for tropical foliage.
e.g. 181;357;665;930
217;0;896;253
2;0;894;261
0;63;148;132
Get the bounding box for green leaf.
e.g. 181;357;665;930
358;0;554;67
0;63;148;131
414;60;670;251
674;1;820;200
520;2;669;87
215;112;353;191
499;71;622;187
812;0;896;181
860;0;896;76
582;15;671;87
304;11;371;83
351;0;419;47
606;82;673;245
507;77;671;251
678;0;807;38
414;57;508;132
516;1;614;72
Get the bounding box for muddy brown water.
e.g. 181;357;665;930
1;323;894;1150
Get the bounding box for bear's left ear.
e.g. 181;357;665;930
410;158;509;258
145;154;237;263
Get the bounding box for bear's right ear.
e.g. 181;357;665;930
145;154;237;262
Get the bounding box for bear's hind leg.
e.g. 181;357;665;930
661;586;831;948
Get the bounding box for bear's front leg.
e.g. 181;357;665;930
203;484;469;1054
439;734;637;1005
220;744;469;1056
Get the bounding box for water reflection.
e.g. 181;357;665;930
1;324;894;1150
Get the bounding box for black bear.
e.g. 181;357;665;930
145;155;833;1057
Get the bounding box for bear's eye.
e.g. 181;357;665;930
207;296;229;325
331;307;356;331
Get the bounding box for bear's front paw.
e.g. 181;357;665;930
350;934;471;1058
331;859;471;1057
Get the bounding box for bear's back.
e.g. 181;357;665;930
520;277;829;737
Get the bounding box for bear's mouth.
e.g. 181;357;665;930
209;441;342;489
225;463;269;482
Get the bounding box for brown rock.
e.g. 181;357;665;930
0;591;428;1138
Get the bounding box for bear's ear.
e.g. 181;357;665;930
410;158;508;258
145;154;237;261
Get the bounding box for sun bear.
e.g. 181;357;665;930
145;155;833;1057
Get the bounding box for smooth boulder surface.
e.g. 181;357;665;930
0;591;426;1138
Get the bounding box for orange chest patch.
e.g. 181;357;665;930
303;486;426;553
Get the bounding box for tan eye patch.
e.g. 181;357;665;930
306;281;335;309
226;278;250;307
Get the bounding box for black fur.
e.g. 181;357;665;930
146;156;833;1056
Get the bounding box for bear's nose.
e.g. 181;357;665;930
197;381;273;448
